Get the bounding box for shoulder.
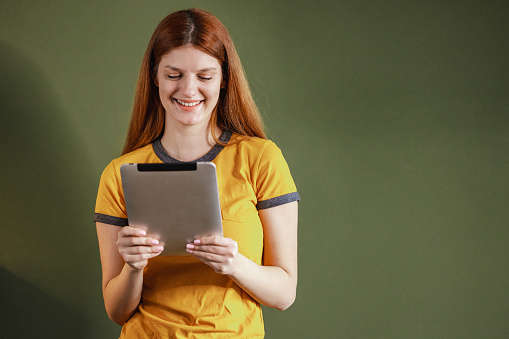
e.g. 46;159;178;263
110;143;160;166
227;133;282;159
114;143;159;165
225;134;299;205
220;133;291;176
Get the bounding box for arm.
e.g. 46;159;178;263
96;223;164;325
187;201;298;310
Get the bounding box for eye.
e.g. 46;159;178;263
198;76;213;81
166;74;181;80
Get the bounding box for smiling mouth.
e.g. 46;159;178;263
175;99;203;107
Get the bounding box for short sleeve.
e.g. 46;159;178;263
254;141;300;210
94;160;129;226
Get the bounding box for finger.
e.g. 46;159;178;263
120;226;147;237
193;239;238;257
187;242;237;260
122;244;164;255
127;236;160;246
187;243;215;254
193;235;232;247
117;238;159;253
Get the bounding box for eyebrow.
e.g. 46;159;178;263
164;65;218;72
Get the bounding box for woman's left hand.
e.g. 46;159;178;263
186;235;240;275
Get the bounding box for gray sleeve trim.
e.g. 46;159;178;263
256;192;300;210
93;213;128;226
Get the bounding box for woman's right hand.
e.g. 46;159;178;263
116;226;164;270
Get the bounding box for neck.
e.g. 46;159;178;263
160;122;220;162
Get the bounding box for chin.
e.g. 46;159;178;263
176;116;207;127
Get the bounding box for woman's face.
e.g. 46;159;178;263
155;46;222;130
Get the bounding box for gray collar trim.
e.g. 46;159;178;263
152;130;232;163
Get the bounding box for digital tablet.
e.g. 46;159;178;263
120;162;223;256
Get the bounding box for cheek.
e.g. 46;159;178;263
158;87;167;104
207;83;222;102
159;83;175;98
158;87;175;112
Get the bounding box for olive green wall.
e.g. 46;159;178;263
1;0;508;338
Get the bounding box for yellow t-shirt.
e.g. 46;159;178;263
94;131;299;338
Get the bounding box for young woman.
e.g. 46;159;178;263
94;8;299;338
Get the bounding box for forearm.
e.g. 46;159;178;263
103;264;144;325
228;254;296;311
188;203;299;310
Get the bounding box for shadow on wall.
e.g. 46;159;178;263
0;267;88;338
0;42;100;337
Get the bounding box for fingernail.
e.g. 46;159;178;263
194;239;201;244
186;243;194;249
151;239;159;245
139;230;146;236
156;246;164;251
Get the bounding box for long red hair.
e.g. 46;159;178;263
122;8;265;155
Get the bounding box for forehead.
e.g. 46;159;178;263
159;46;221;71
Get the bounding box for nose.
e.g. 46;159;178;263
179;76;197;98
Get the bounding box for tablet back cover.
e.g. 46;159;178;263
120;162;223;255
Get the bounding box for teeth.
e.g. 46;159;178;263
176;99;201;107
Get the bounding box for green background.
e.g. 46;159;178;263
1;0;508;338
